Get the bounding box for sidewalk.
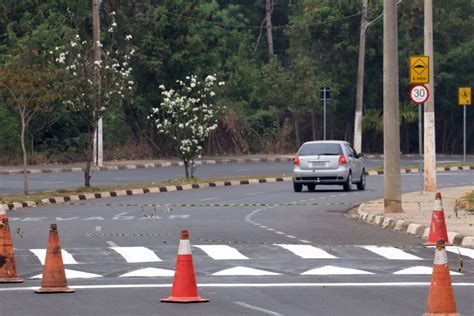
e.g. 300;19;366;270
355;186;474;247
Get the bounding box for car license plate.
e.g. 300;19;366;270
310;161;326;168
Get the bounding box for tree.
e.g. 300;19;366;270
0;45;58;194
51;11;135;187
151;75;225;179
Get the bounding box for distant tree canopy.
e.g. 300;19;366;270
0;0;472;164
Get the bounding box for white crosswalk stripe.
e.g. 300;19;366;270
275;244;337;259
110;246;162;263
359;246;422;260
445;246;474;259
301;266;373;275
193;245;249;260
30;249;78;265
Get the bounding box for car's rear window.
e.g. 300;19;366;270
298;143;343;156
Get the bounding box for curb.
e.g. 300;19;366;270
3;176;293;211
355;205;474;247
0;157;293;175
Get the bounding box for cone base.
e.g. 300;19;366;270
0;277;24;283
35;286;75;294
161;296;209;303
423;313;460;316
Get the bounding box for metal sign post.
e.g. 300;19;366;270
410;84;429;193
320;87;331;140
459;87;472;163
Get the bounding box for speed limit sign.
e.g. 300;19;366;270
409;84;429;104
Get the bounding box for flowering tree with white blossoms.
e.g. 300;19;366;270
151;75;225;179
51;12;136;187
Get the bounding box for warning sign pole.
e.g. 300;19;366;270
459;87;472;163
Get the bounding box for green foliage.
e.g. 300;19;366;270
0;0;472;164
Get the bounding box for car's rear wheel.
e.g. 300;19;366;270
343;172;352;191
293;181;303;192
307;184;316;191
357;171;366;191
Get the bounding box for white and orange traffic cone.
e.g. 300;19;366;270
0;207;23;283
161;229;208;303
35;224;74;293
424;192;451;246
424;239;460;316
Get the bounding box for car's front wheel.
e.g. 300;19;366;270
343;171;352;191
357;171;366;191
307;183;316;191
293;181;303;192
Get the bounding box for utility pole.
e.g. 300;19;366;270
383;0;401;213
265;0;274;58
92;0;103;166
423;0;436;191
353;0;369;153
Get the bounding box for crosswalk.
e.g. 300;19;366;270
13;244;473;280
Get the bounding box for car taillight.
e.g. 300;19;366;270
293;156;300;167
338;154;347;165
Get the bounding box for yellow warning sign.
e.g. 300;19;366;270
410;56;429;84
458;87;471;105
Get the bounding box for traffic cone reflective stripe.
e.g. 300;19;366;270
35;224;74;293
161;229;208;303
0;208;23;283
424;192;451;246
424;240;459;316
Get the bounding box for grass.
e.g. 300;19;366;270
1;174;291;204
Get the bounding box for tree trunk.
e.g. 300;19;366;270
265;0;274;58
84;123;95;187
183;158;189;179
20;110;28;195
293;114;300;149
354;0;368;153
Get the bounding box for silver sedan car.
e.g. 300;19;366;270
292;140;366;192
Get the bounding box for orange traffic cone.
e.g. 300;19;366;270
424;192;451;246
0;207;23;283
35;224;74;293
424;240;460;316
161;229;208;303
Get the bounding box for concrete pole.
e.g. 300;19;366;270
353;0;369;154
383;0;402;213
423;0;436;191
92;0;103;166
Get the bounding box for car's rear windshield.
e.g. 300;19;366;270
298;143;343;156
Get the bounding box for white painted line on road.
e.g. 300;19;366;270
106;241;119;247
285;235;297;239
110;247;162;263
234;301;282;316
299;240;311;244
275;231;285;235
30;249;78;265
360;246;422;260
275;244;337;259
245;192;265;196
301;266;373;275
199;197;220;201
32;269;102;279
213;266;280;276
194;245;249;260
393;266;462;275
120;268;175;278
95;226;101;232
446;246;474;259
168;214;190;219
2;282;473;292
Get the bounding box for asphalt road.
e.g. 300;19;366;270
1;170;473;315
1;155;473;195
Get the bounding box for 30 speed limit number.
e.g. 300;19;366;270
409;84;429;104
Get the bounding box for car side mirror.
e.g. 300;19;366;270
357;153;364;158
